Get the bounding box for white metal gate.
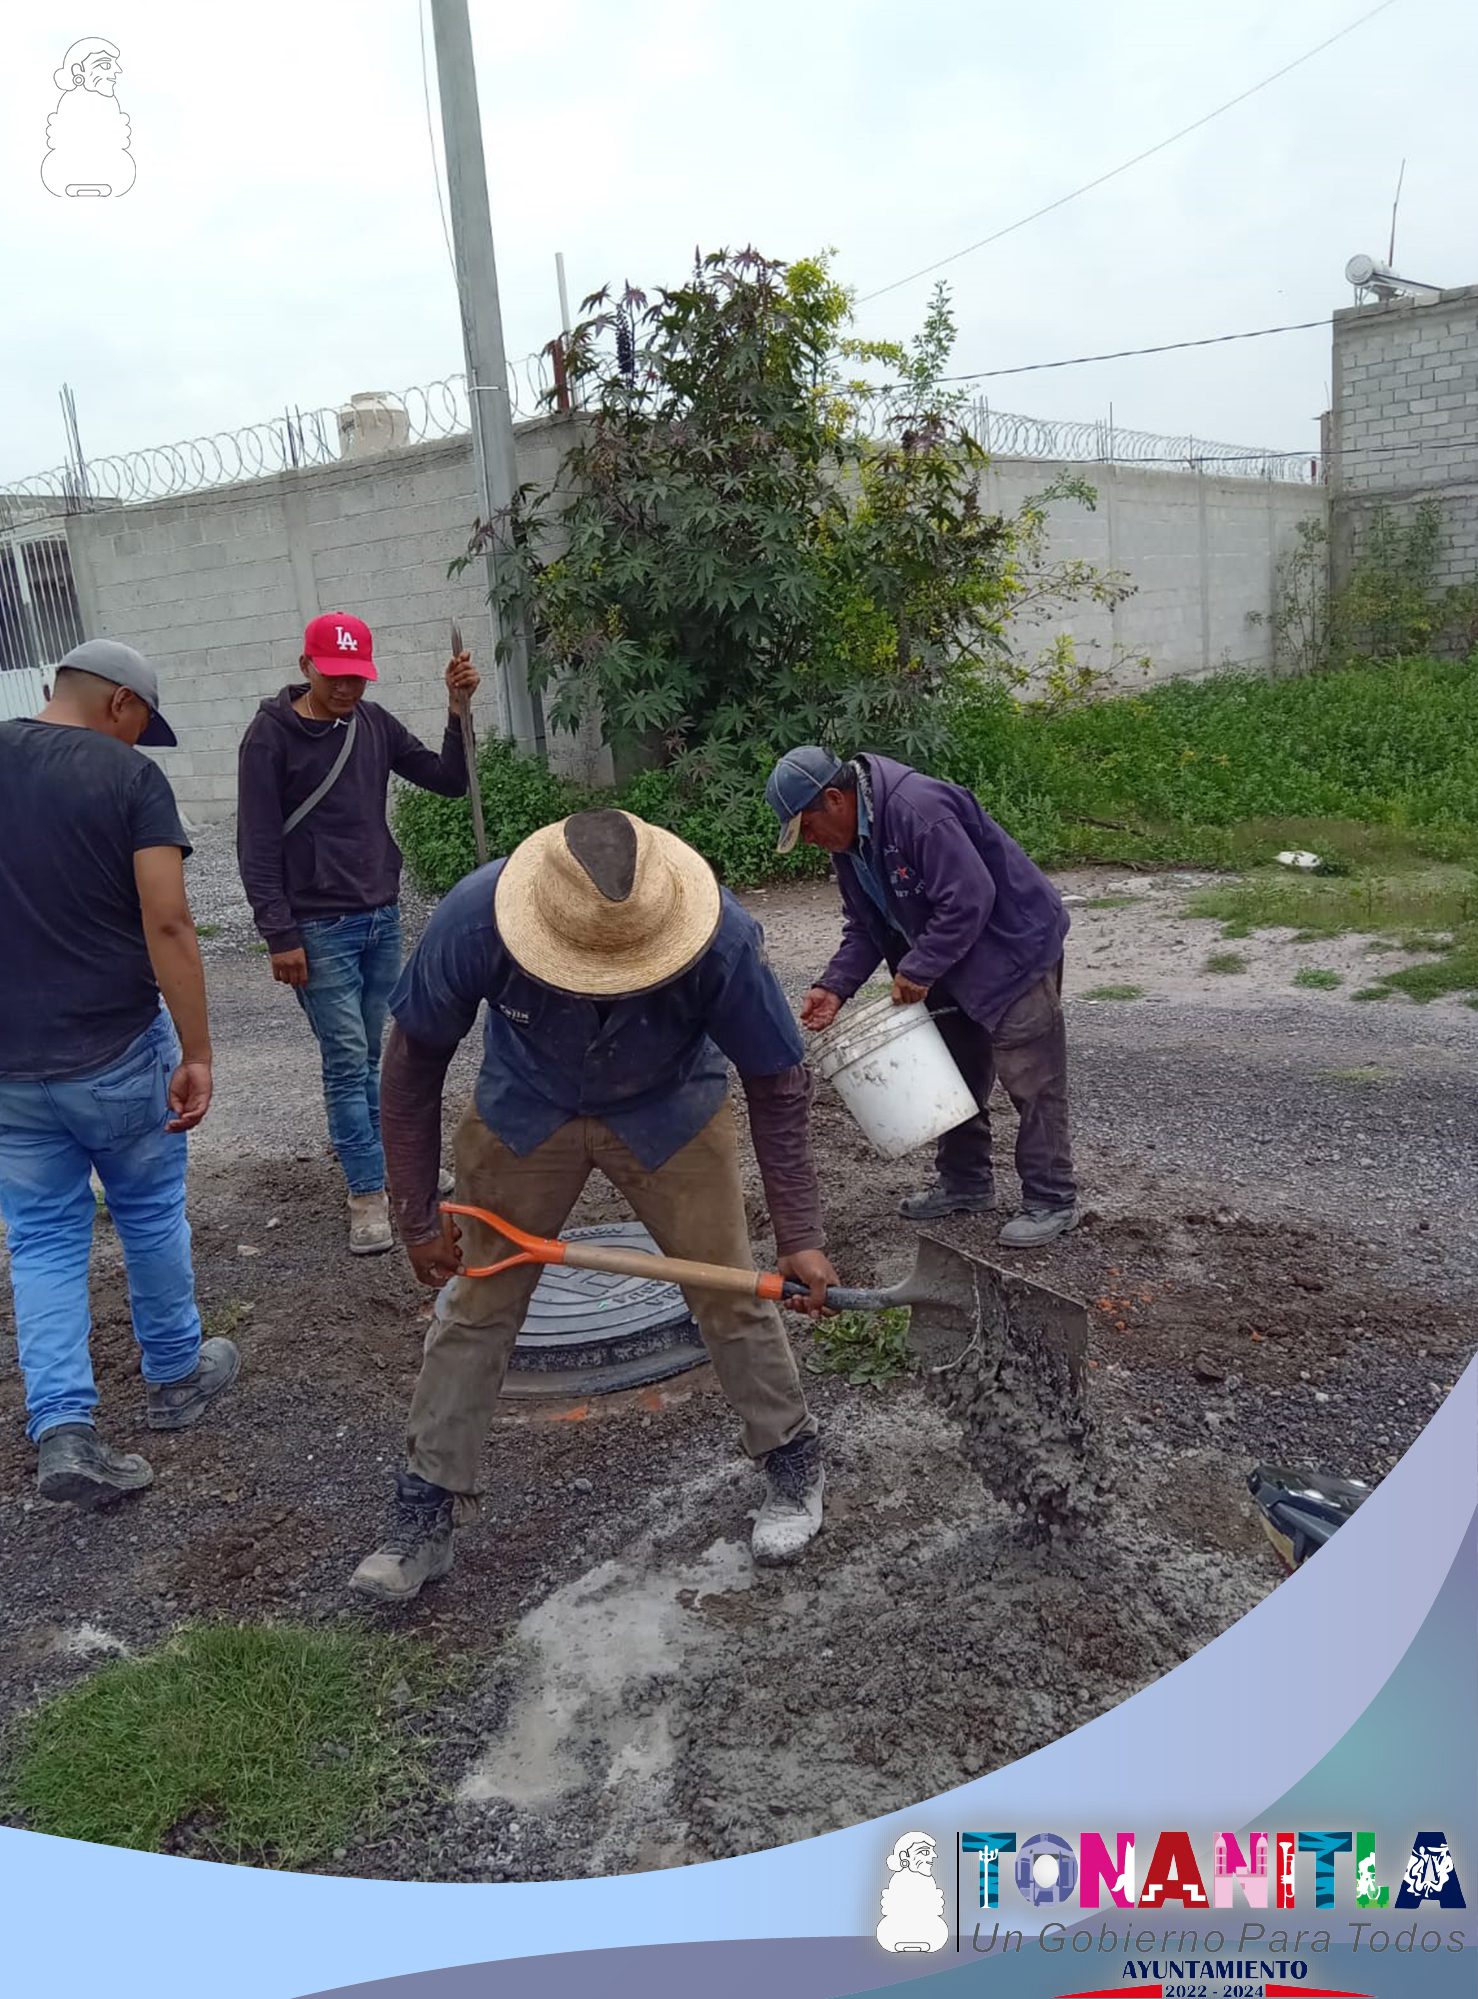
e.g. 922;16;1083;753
0;526;85;678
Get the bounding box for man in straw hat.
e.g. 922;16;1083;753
350;808;839;1601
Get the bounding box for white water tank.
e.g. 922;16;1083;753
337;392;410;458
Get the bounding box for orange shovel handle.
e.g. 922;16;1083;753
440;1201;787;1298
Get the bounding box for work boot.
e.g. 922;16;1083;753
752;1433;825;1566
348;1190;393;1256
898;1180;995;1222
37;1425;153;1511
146;1336;241;1431
999;1203;1080;1249
349;1471;455;1604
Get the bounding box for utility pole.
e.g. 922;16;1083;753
429;0;542;757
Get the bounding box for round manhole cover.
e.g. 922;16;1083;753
505;1221;707;1397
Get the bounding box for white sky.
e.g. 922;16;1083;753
2;0;1473;481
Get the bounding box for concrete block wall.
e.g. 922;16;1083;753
1329;283;1478;591
65;418;608;823
982;459;1322;684
65;417;1321;824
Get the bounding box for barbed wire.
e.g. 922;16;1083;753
2;349;1318;522
1;353;558;517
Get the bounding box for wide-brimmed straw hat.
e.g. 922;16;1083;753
494;808;722;997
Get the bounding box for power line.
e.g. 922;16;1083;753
943;317;1330;382
418;0;458;279
858;0;1404;304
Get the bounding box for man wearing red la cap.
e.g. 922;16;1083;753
236;614;478;1254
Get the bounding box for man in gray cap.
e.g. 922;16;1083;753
766;744;1078;1247
0;640;240;1510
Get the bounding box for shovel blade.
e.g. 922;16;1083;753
892;1234;1088;1397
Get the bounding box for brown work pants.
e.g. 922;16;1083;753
931;963;1077;1210
406;1099;816;1502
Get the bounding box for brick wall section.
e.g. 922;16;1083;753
1329;283;1478;591
66;422;1322;824
66;419;608;824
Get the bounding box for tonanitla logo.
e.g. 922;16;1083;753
952;1828;1467;1916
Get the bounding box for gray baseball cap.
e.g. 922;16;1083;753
58;639;177;748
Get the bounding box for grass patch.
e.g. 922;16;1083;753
1187;866;1477;940
1293;968;1343;991
805;1306;912;1388
1082;983;1146;1002
194;922;221;940
1204;950;1248;974
2;1624;456;1865
1351;985;1394;1003
1220;920;1254;940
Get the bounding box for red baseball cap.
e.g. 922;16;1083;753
303;611;378;680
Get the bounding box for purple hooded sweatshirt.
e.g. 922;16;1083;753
818;754;1069;1029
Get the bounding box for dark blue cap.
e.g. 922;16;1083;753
765;745;845;853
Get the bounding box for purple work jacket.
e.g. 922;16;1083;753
818;754;1070;1030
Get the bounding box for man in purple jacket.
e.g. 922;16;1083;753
766;746;1079;1247
237;612;477;1256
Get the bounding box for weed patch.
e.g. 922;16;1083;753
1293;968;1342;991
1082;983;1146;1002
1205;951;1248;975
804;1307;913;1388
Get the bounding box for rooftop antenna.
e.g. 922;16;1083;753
1387;157;1406;265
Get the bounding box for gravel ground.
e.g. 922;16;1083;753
1;841;1474;1880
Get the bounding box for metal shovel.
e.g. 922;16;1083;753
441;1201;1088;1394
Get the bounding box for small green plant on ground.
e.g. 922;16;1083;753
804;1306;913;1388
194;922;221;940
202;1299;254;1340
1351;986;1393;1003
1082;983;1146;1002
1204;951;1248;974
2;1624;456;1864
1293;968;1342;991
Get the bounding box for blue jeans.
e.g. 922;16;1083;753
0;1010;202;1443
297;904;403;1196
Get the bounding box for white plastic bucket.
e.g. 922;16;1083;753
812;995;978;1159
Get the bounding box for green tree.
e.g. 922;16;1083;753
458;249;1129;796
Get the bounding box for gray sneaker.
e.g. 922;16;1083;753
350;1472;455;1604
752;1433;825;1566
146;1336;241;1431
898;1181;996;1222
999;1203;1080;1248
37;1425;153;1511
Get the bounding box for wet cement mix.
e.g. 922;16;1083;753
1;875;1475;1881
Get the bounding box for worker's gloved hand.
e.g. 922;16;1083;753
891;972;929;1006
799;986;843;1032
445;651;480;704
165;1059;213;1133
406;1214;463;1289
778;1248;840;1316
270;947;309;988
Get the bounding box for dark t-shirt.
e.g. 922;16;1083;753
0;719;191;1081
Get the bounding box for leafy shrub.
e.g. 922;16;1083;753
394;736;583;896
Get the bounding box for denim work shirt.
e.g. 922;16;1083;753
388;861;805;1168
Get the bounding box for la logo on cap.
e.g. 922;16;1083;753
336;627;359;652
